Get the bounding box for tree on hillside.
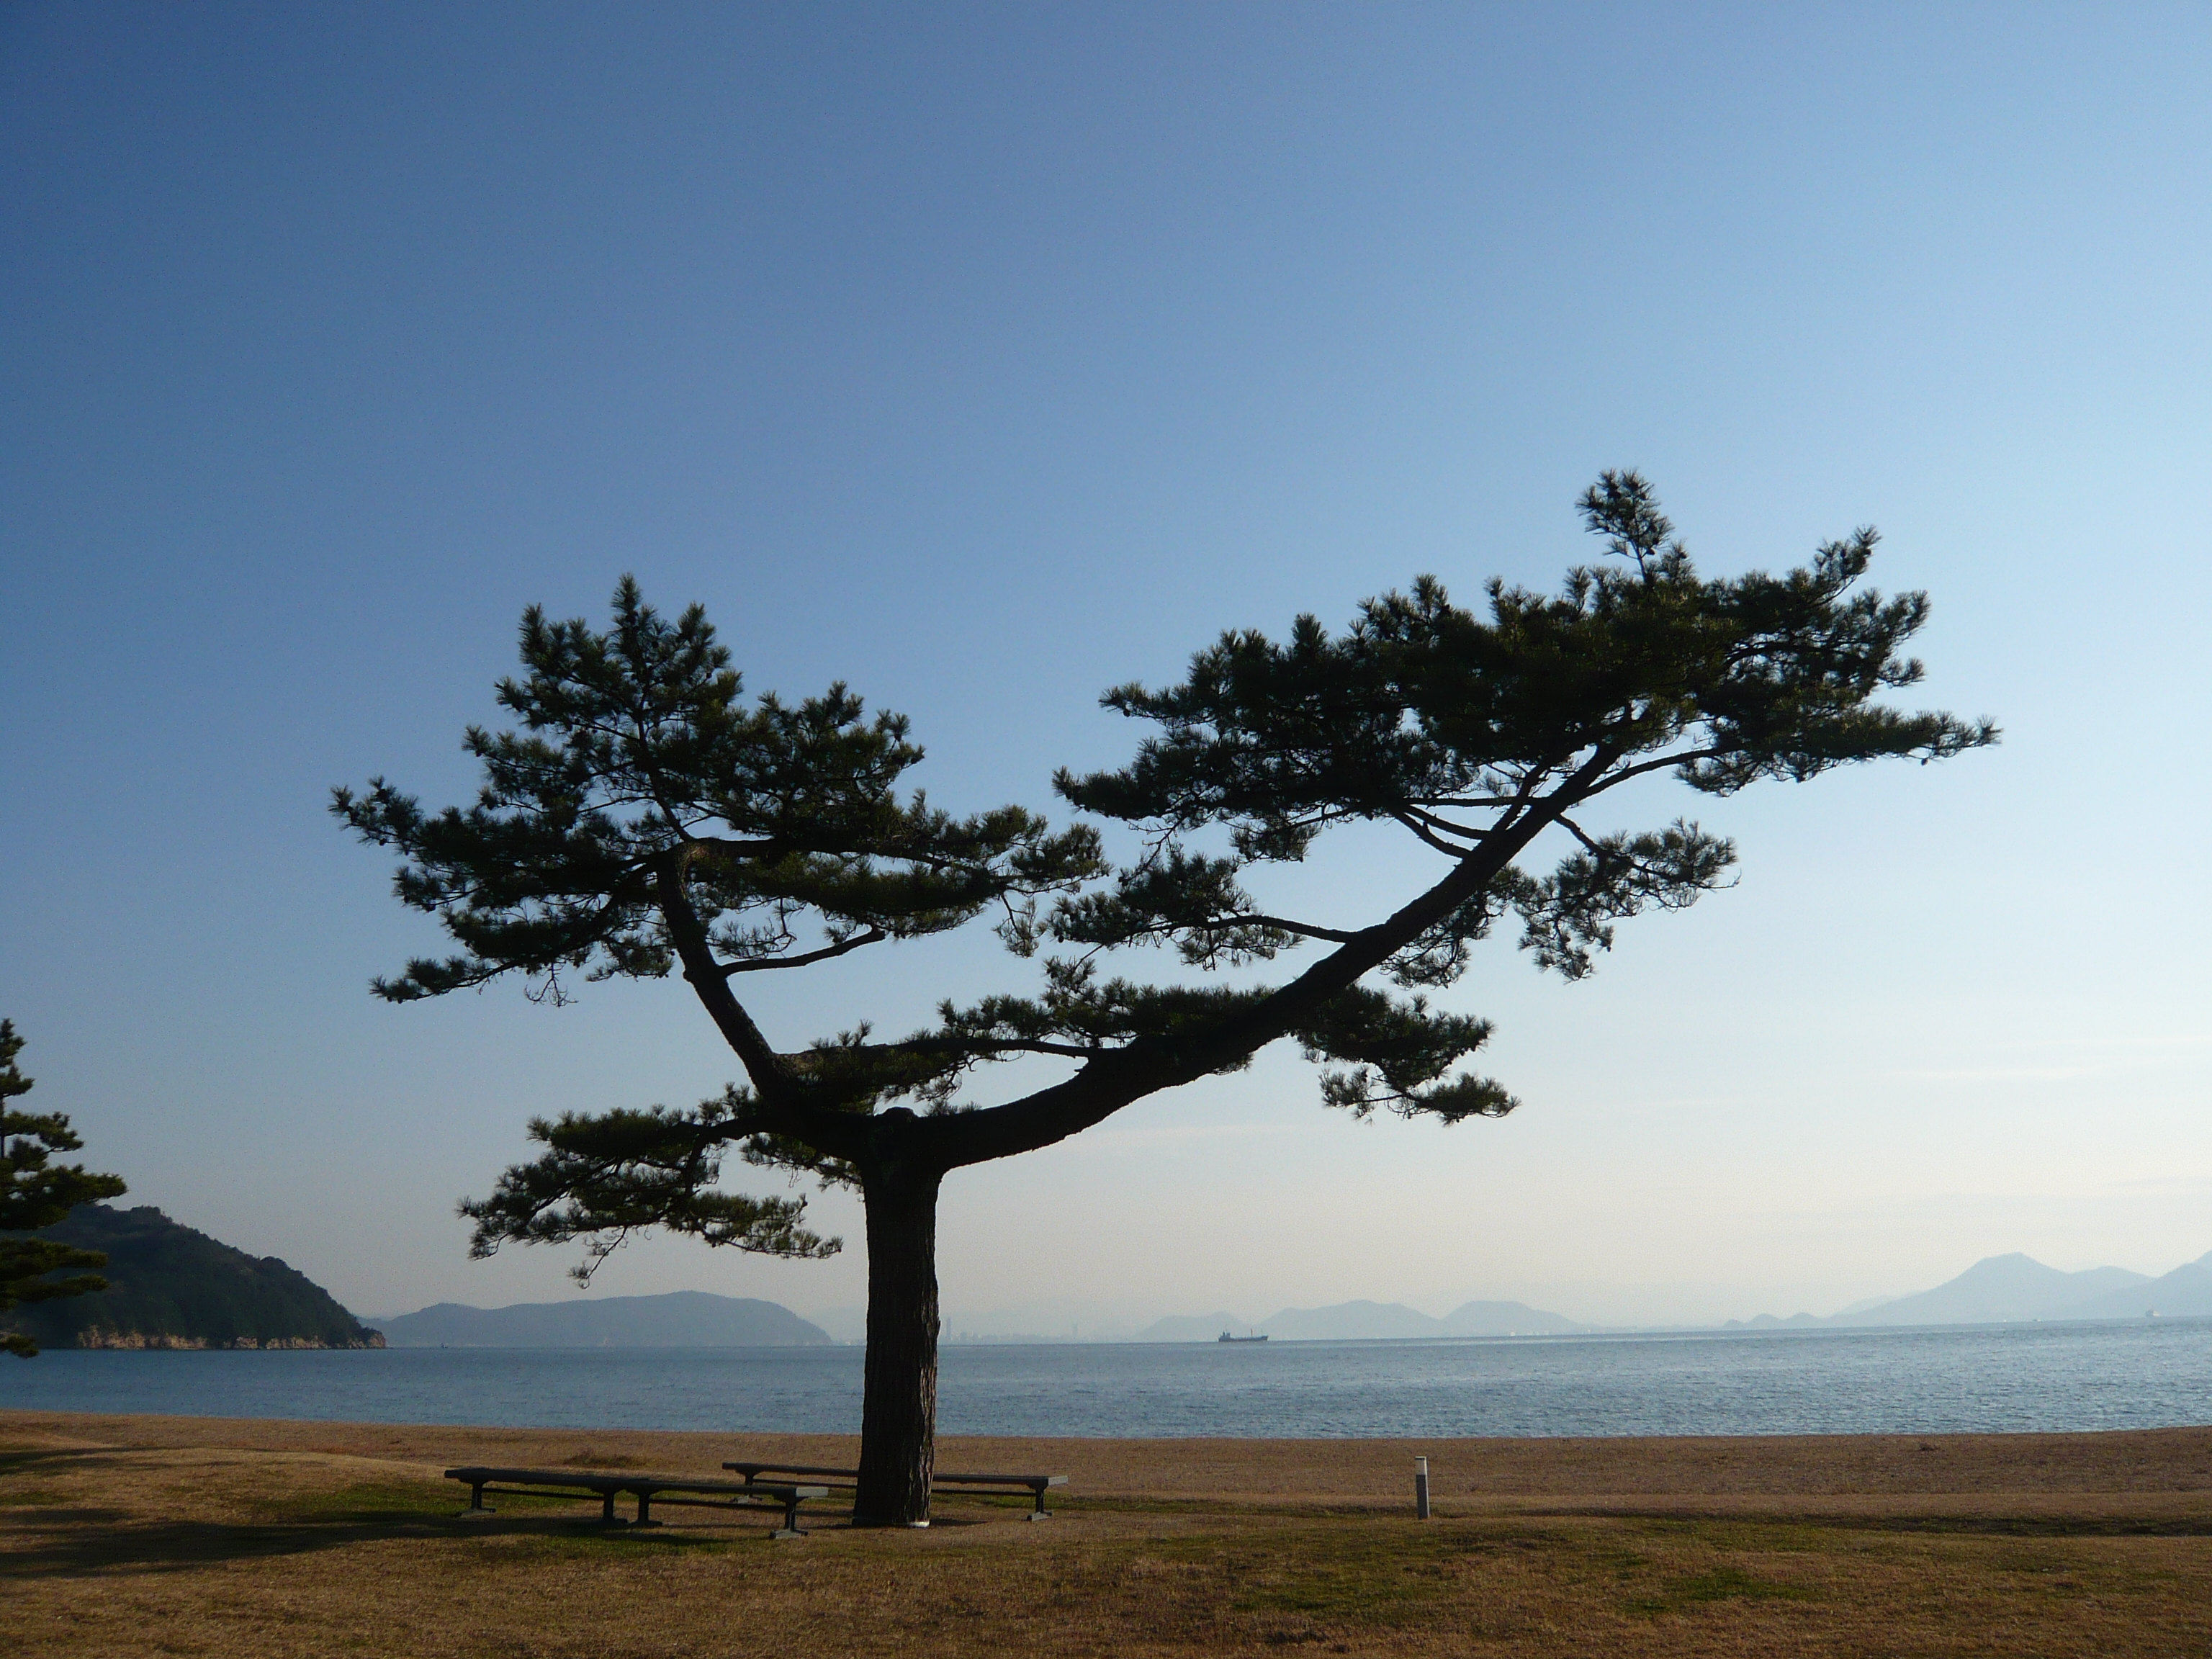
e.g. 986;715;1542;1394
1;1020;130;1357
337;475;1992;1523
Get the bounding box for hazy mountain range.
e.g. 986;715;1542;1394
374;1291;832;1347
1024;1248;2212;1341
364;1247;2212;1349
1730;1249;2212;1329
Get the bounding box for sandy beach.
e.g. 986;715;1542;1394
8;1409;2212;1655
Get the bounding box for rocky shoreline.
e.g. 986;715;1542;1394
72;1328;387;1351
13;1206;387;1352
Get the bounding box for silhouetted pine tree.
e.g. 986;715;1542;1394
1;1020;129;1357
337;474;1993;1521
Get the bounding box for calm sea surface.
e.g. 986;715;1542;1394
9;1322;2212;1439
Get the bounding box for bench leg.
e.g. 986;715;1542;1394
1026;1485;1052;1520
632;1491;662;1528
770;1494;808;1541
601;1491;622;1526
459;1480;497;1519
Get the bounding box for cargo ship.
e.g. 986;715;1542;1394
1217;1330;1268;1343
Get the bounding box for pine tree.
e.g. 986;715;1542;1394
336;475;1992;1521
1;1020;130;1357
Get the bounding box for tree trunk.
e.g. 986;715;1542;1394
853;1158;943;1526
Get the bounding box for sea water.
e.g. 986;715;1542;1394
8;1321;2211;1439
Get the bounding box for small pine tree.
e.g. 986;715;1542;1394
1;1020;129;1357
338;476;1994;1521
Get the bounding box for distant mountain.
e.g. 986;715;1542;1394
377;1290;832;1347
1727;1251;2212;1331
1840;1254;2151;1327
2060;1252;2212;1321
6;1205;383;1349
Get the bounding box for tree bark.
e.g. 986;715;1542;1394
853;1152;943;1526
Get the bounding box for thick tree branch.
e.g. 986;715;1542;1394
1403;806;1497;842
651;860;890;1163
1554;815;1608;859
685;835;793;862
720;927;887;975
926;745;1622;1169
876;1035;1104;1061
1581;746;1727;795
1211;913;1359;944
1390;810;1469;857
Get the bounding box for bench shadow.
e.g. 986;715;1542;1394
1;1493;1032;1576
1;1496;1039;1577
0;1447;126;1474
0;1505;811;1578
0;1458;841;1582
1;1442;1022;1578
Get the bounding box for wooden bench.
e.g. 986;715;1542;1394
722;1460;1069;1519
444;1466;828;1537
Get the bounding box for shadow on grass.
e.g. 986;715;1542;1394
0;1461;805;1581
0;1447;125;1474
0;1506;799;1578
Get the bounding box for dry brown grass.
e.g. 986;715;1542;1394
8;1410;2212;1656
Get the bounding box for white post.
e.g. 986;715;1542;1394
1414;1455;1431;1520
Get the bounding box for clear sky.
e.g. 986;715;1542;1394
4;3;2208;1331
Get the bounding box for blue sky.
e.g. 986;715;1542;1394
3;3;2208;1328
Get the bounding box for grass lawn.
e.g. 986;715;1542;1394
7;1411;2212;1656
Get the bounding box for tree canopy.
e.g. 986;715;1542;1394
1;1019;129;1357
334;577;1107;1272
339;473;1993;1519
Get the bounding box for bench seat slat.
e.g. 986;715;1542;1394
721;1460;1067;1516
721;1462;1065;1488
444;1466;827;1537
446;1466;822;1498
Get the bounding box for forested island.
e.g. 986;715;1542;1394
6;1205;383;1349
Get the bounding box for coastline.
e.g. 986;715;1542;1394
11;1407;2212;1501
63;1329;387;1350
